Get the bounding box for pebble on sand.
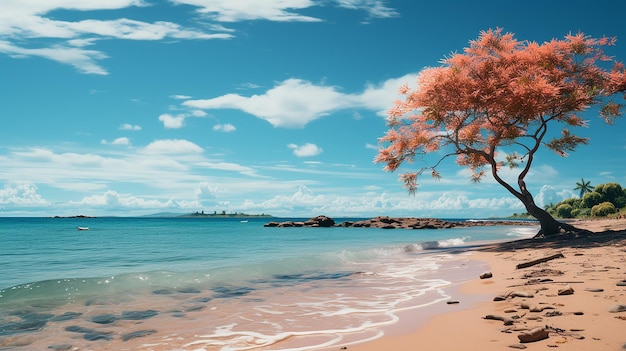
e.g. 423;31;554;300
480;272;493;279
557;285;575;296
518;327;549;343
608;305;626;313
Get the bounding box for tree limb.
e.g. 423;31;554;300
516;253;565;269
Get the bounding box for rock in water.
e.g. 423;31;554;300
518;327;549;343
480;272;493;279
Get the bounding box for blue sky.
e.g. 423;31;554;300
1;0;625;218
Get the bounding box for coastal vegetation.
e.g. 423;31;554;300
375;28;626;236
546;182;626;219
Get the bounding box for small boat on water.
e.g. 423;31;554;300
77;227;89;231
240;220;249;223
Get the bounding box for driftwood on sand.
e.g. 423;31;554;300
515;253;565;269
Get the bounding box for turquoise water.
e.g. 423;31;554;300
0;217;537;350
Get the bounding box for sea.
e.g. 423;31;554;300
0;216;538;351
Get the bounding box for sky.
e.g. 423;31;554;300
1;0;625;218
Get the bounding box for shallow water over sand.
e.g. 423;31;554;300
0;217;536;350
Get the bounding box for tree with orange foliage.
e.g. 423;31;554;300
375;28;626;236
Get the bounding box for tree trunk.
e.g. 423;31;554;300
517;187;582;237
524;200;562;236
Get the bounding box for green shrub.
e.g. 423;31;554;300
614;195;626;209
595;182;625;205
561;197;583;209
556;204;573;218
582;191;603;208
570;208;582;217
591;202;617;217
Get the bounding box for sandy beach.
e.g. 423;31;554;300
347;218;626;351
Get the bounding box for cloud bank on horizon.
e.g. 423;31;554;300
1;0;625;217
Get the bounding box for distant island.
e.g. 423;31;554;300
180;211;274;218
51;215;97;218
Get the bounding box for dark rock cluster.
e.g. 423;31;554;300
264;215;535;229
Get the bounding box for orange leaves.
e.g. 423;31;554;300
545;128;589;157
375;28;626;194
399;173;418;195
457;122;482;144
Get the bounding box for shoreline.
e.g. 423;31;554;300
345;218;626;351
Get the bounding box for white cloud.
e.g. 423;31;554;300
0;0;397;75
288;143;323;157
195;182;222;203
142;139;204;155
111;137;130;145
170;94;193;100
120;123;141;131
173;0;323;22
357;73;419;116
159;110;206;129
0;182;49;206
159;113;186;129
213;123;236;132
182;75;417;128
534;185;577;208
75;190;175;209
0;40;110;75
184;79;347;128
0;1;232;75
336;0;399;19
191;110;208;117
173;0;397;22
100;137;130;145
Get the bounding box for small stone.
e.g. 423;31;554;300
573;311;584;315
511;291;534;298
121;310;158;320
509;344;527;349
91;314;118;324
608;305;626;313
584;288;604;292
519;303;530;309
121;329;157;342
494;295;507;301
558;285;574;296
480;272;493;279
545;310;562;317
518;327;549;343
617;280;626;287
446;300;460;305
50;312;83;322
48;345;72;350
530;306;544;312
483;314;514;325
83;332;113;341
505;309;518;313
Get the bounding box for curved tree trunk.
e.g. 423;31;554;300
518;185;582;237
490;164;582;237
523;200;563;236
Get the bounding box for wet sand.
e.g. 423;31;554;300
347;218;626;351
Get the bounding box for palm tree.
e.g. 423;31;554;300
574;178;595;198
